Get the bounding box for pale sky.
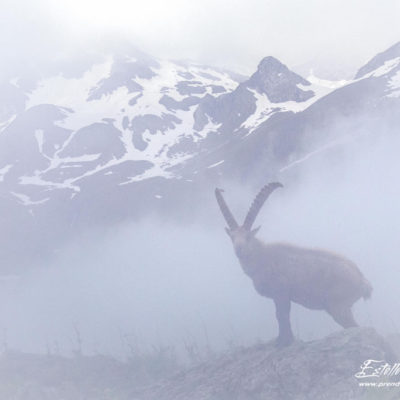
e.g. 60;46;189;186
1;0;400;78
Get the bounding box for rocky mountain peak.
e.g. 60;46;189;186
355;41;400;79
247;56;314;103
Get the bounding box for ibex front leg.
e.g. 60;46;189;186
274;296;294;347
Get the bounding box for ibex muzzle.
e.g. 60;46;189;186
215;183;372;347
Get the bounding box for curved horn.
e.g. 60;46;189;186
215;188;239;229
243;182;283;229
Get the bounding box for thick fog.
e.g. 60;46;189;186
2;0;400;78
0;123;399;358
1;0;400;364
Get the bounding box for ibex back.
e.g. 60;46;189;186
215;183;372;347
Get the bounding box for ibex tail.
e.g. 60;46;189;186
362;279;373;300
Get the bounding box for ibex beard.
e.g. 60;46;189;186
215;182;373;347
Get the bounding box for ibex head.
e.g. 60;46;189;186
215;182;283;257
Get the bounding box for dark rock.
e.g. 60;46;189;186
176;81;207;96
130;114;181;135
247;56;314;103
160;95;201;111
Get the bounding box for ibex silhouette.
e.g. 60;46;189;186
215;182;372;346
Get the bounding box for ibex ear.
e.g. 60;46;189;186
225;227;233;237
250;226;261;237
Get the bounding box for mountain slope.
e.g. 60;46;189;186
0;51;337;207
0;42;399;272
184;41;400;182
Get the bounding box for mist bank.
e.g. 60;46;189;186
0;125;399;357
2;0;400;80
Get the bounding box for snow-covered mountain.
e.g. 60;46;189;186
0;53;236;199
0;51;335;206
1;42;399;272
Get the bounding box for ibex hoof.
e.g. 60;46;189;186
275;334;294;348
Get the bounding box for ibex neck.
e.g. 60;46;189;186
235;237;264;261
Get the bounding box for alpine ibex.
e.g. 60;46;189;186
215;182;372;346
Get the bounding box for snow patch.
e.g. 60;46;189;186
18;56;241;186
11;192;50;206
19;174;80;192
28;58;113;109
34;129;45;154
207;160;225;169
362;57;400;79
242;82;333;135
307;71;350;89
61;154;102;163
119;164;173;185
241;90;280;131
279;138;353;173
9;77;20;87
388;70;400;97
0;164;12;181
0;114;17;134
195;119;222;138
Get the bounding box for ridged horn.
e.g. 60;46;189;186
243;182;283;229
215;188;239;229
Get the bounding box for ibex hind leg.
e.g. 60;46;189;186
327;305;358;328
274;297;294;347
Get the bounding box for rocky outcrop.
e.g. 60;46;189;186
137;327;399;400
0;328;398;400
